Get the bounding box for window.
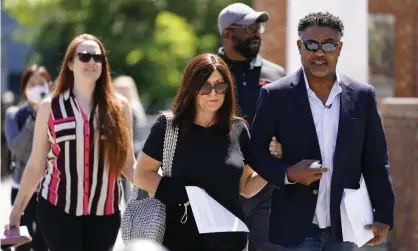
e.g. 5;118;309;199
368;14;395;98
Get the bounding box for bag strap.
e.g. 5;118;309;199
132;112;178;201
160;111;179;177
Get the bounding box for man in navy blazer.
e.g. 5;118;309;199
249;12;394;250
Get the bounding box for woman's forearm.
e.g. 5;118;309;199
122;158;135;184
241;173;268;198
134;169;162;196
122;167;134;184
11;163;45;215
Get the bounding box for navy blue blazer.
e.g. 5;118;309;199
248;68;394;247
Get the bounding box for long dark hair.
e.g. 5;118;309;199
53;33;130;177
171;53;241;138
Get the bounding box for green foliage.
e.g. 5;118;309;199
4;0;252;106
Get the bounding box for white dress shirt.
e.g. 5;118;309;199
285;69;342;229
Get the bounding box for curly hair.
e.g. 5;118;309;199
298;12;345;37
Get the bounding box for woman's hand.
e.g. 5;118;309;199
269;136;283;159
4;209;22;235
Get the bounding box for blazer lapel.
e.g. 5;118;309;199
289;68;322;160
333;76;353;171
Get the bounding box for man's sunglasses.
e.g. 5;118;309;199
199;82;228;95
301;40;340;53
228;23;265;34
76;52;104;63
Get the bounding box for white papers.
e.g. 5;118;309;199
340;177;374;247
185;186;249;234
309;161;322;169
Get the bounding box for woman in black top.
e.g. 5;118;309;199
134;53;273;251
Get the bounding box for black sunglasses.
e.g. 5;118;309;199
76;52;104;63
228;23;265;34
199;82;228;95
302;40;339;53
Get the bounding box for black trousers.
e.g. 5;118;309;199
241;185;277;251
36;197;120;251
10;188;48;251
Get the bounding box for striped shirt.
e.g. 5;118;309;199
39;90;121;216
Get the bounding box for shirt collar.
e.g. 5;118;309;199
218;47;262;68
63;89;71;101
302;68;342;92
302;68;343;104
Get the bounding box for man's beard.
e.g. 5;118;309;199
232;36;261;60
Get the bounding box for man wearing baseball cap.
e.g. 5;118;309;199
217;3;286;251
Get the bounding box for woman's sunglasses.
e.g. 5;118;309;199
301;40;340;53
198;82;228;95
76;52;104;63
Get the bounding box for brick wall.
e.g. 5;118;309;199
253;0;287;68
253;0;418;98
380;98;418;251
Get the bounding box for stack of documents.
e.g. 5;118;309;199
340;177;374;247
185;186;249;234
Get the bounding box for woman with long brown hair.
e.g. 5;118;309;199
134;53;273;250
6;34;135;251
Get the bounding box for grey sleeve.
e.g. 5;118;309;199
4;109;35;159
261;59;286;81
277;65;286;78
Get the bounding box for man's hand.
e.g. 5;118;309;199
286;160;329;186
365;222;390;246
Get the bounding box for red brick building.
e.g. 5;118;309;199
253;0;418;97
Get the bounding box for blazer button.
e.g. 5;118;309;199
313;189;318;195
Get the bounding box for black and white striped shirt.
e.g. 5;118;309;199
39;90;120;216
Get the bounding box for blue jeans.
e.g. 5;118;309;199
278;228;356;251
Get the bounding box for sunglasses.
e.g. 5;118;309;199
301;40;339;53
199;82;228;95
76;52;104;63
229;23;265;34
